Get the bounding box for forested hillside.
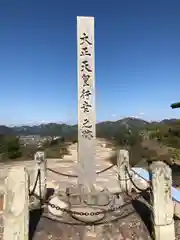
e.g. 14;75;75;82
1;118;180;166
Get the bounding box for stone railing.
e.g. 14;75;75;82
0;150;178;240
0;152;47;240
117;150;175;240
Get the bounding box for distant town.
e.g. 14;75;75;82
19;135;62;149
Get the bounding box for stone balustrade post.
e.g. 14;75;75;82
117;150;132;192
3;166;29;240
150;161;175;240
34;151;47;200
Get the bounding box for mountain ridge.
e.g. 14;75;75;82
0;117;177;136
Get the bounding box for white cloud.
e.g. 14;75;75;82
131;112;145;119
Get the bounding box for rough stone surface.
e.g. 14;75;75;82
1;142;180;239
150;161;175;239
117;150;132;192
77;17;96;190
48;196;69;217
3;166;29;240
32;193;153;240
71;207;105;223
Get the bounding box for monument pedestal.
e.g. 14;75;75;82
48;184;126;223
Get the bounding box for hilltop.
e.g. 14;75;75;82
0;117;149;137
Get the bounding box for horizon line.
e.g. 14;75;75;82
1;117;178;127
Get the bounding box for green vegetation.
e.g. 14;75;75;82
0;134;69;162
0;135;22;161
1;118;180;166
171;102;180;109
100;119;180;166
42;137;70;158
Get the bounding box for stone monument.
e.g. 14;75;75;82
77;16;96;192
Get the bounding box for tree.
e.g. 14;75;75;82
0;135;22;160
171;102;180;109
5;136;22;159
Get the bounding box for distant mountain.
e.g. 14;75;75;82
0;117;149;138
96;118;149;139
160;119;178;124
116;117;149;128
0;118;178;138
12;123;74;136
0;125;15;135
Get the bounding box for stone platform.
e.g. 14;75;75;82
31;192;153;240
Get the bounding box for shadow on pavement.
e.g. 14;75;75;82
29;188;54;240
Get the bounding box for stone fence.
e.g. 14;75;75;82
0;152;47;240
0;150;178;239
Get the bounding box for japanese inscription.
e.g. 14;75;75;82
77;16;96;188
81;101;92;113
80;89;92;100
81;118;93;139
82;74;90;86
81;60;92;72
78;18;95;140
80;47;91;56
80;32;92;45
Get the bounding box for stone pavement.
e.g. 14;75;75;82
46;142;120;193
46;158;120;192
32;192;153;240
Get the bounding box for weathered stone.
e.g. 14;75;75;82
0;194;3;213
34;151;47;199
71;206;105;222
3;166;29;240
83;193;98;205
77;16;96;191
110;194;124;216
48;196;69;217
150;161;175;240
68;194;82;205
97;192;110;206
117;150;132;192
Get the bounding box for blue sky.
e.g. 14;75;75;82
0;1;180;125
